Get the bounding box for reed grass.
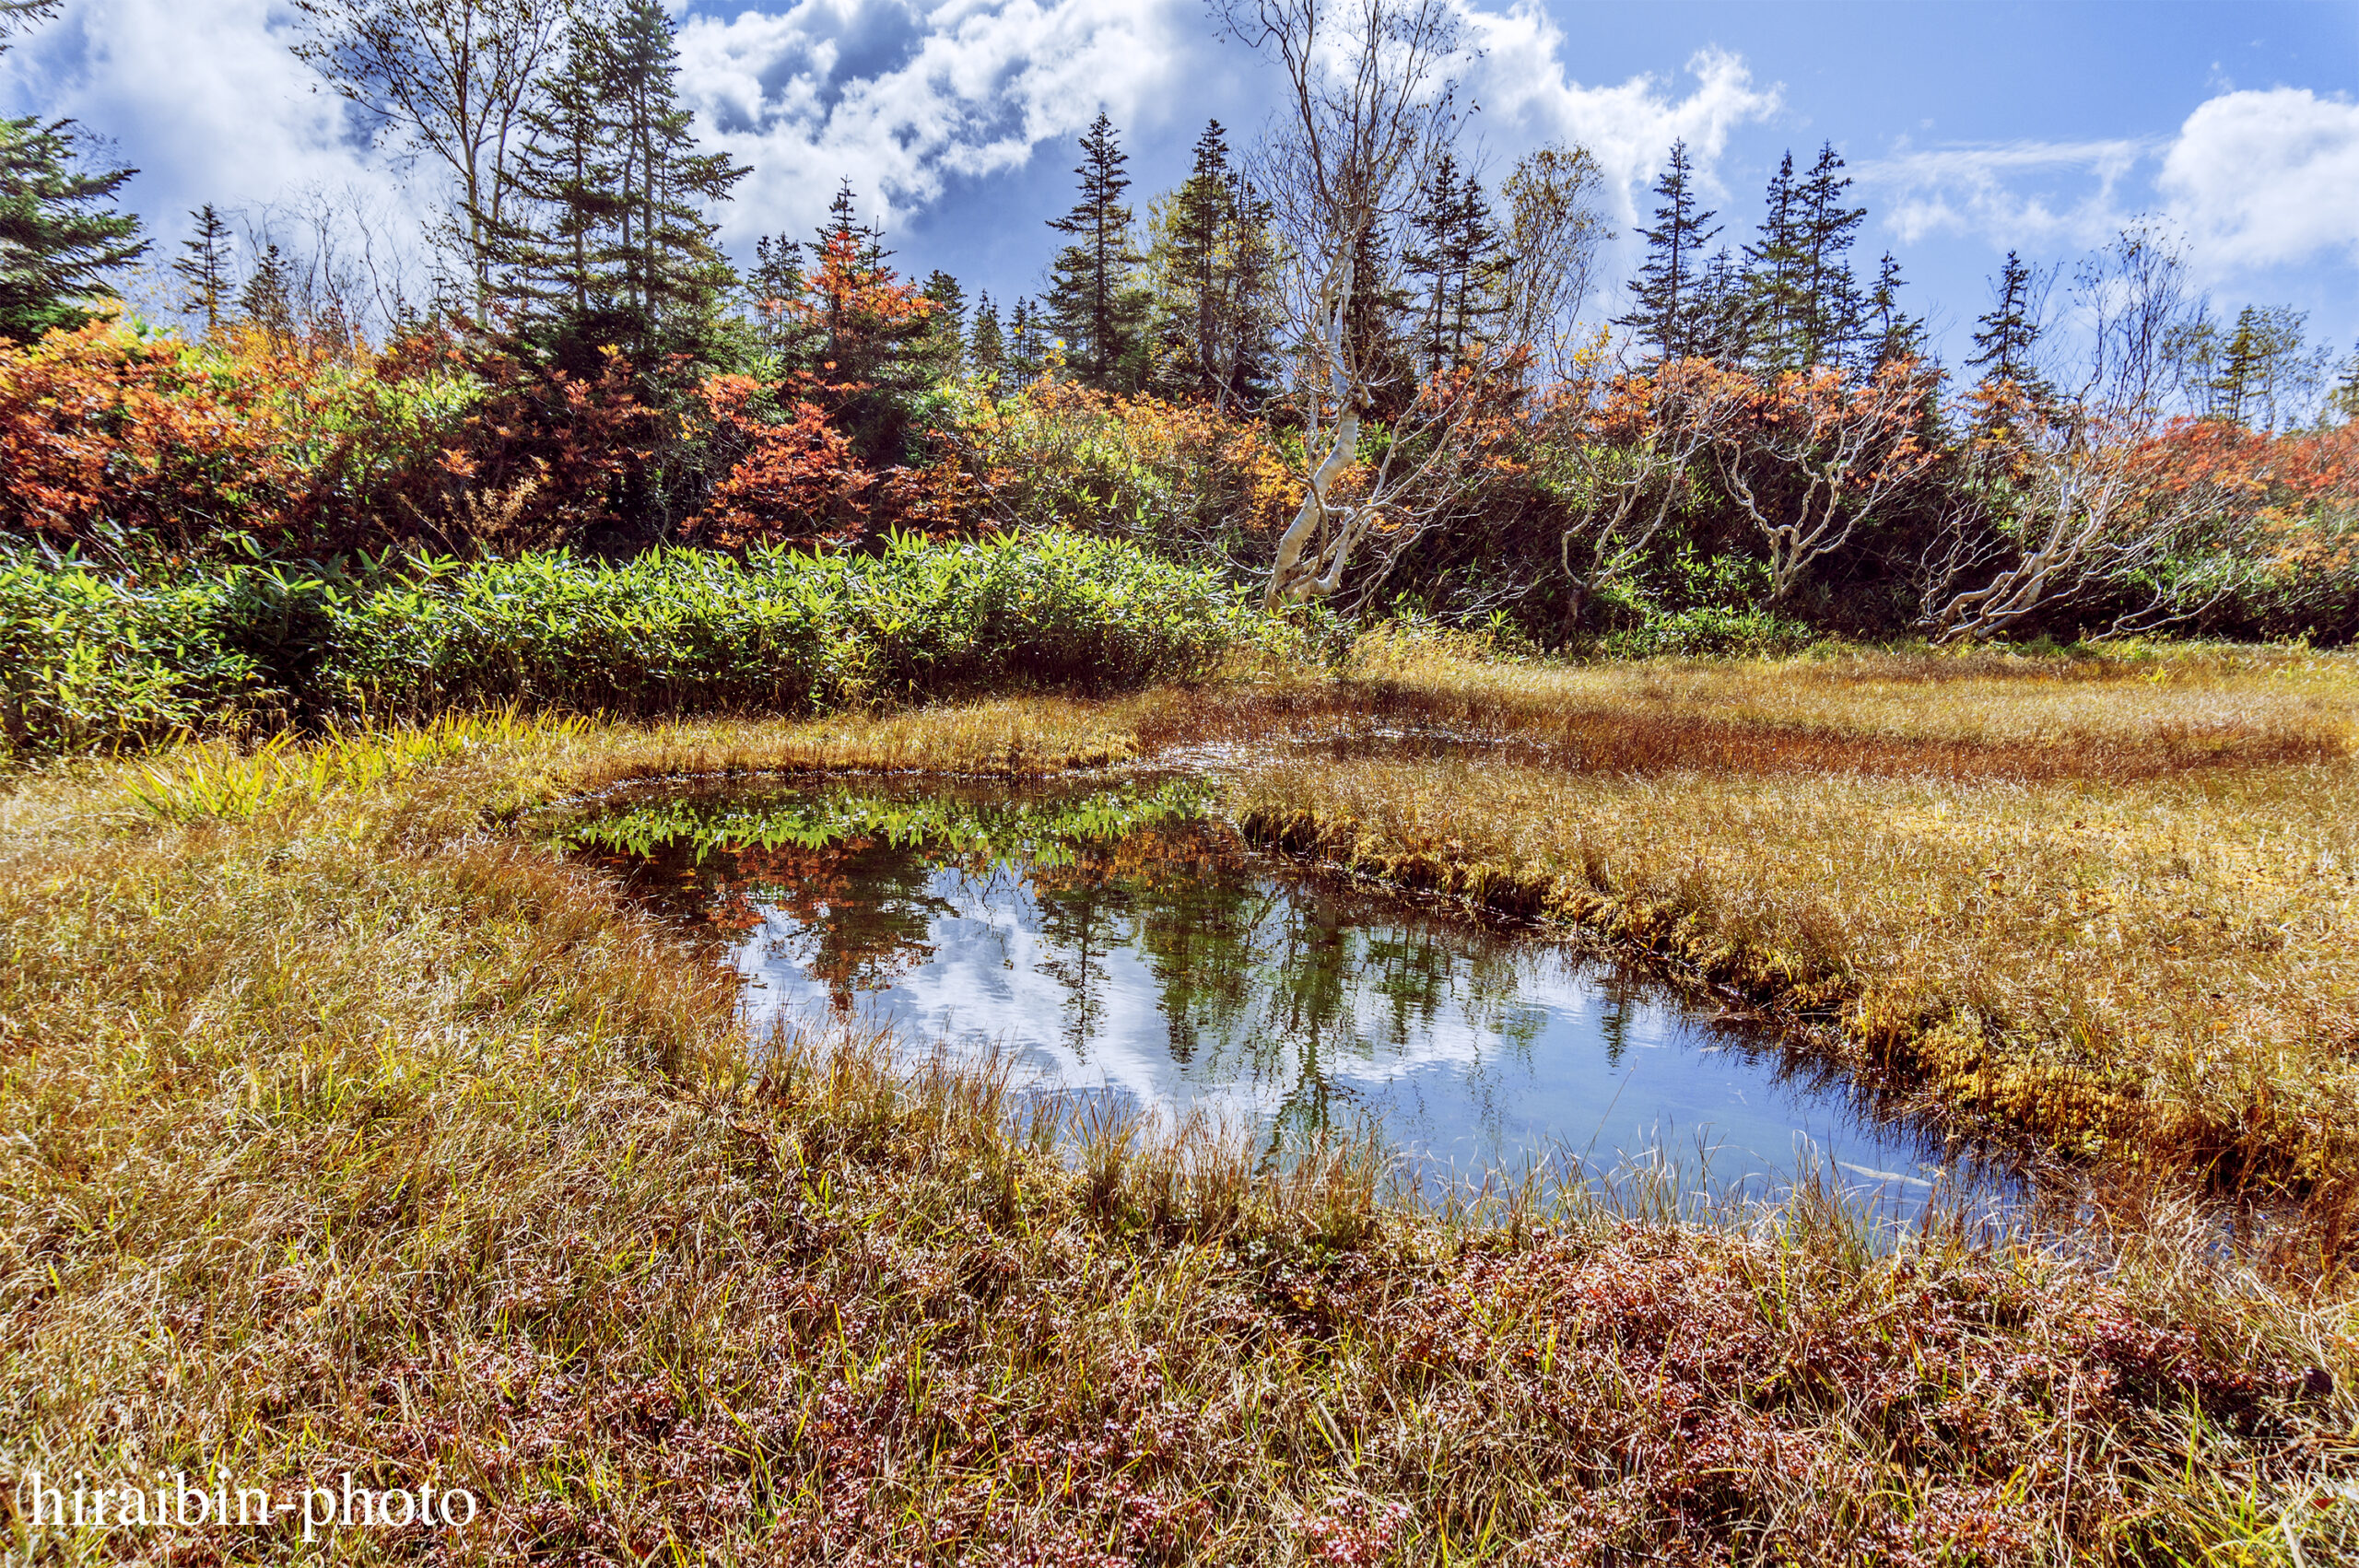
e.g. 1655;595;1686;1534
2;651;2355;1563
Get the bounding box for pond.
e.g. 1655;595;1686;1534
559;775;2009;1215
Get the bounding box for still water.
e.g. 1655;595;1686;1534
562;775;1997;1211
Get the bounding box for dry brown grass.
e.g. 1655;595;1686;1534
1139;644;2359;1204
1;667;2356;1563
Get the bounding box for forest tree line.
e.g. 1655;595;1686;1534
3;0;2354;647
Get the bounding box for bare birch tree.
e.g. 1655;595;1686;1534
1921;223;2250;641
1216;0;1523;611
1497;143;1606;384
1543;353;1749;627
292;0;564;316
1712;357;1940;602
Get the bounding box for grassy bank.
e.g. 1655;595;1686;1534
3;658;2357;1563
1096;642;2359;1201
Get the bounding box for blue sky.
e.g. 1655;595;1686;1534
6;0;2355;375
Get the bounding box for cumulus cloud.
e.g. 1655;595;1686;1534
676;0;1200;242
1459;2;1782;228
0;0;420;235
1858;87;2359;282
2157;87;2359;273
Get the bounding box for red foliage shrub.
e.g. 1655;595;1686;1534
0;319;323;554
689;375;871;549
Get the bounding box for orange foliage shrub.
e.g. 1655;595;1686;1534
953;377;1295;549
691;376;871;549
0;320;326;553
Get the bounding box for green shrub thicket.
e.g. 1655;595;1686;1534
0;533;1260;758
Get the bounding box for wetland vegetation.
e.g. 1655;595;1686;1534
4;0;2356;1558
6;643;2357;1564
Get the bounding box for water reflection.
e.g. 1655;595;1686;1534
568;777;2005;1213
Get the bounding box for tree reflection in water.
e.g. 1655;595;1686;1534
565;776;1994;1211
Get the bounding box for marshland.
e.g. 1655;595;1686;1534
5;0;2359;1562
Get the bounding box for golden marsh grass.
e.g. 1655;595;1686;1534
2;651;2356;1562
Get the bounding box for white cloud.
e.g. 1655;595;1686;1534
1459;3;1782;229
676;0;1198;242
1857;87;2359;283
1858;137;2149;250
0;0;420;233
2157;87;2359;273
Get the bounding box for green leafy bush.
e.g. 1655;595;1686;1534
0;554;261;754
1599;603;1818;661
0;533;1262;758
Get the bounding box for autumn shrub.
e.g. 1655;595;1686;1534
2182;418;2359;641
952;376;1295;561
0;318;487;558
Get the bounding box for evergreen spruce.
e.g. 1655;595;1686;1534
0;113;146;341
1741;152;1807;370
919;269;966;380
238;242;296;339
968;290;1005;394
1146;121;1280;409
1790;143;1866;369
1688;249;1755;366
1340;219;1412;414
605;0;746;334
1966;250;2049;399
1006;296;1045;385
1217;174;1282;407
1403;152;1507;376
802;181;930;398
489;8;628;316
1615;140;1719;361
1044;111;1148;390
1860;251;1923;371
174;205;236;336
745;233;805;357
2331;338;2359;424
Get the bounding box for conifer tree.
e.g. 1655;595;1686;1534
1966;250;2049;397
968;290;1005;393
745;232;805;356
1006;296;1045;385
0;113;146;341
1615;140;1719;361
800;181;930;394
1216;175;1283;407
1340;219;1412;415
1403;152;1507;375
174;205;236;336
1860;251;1923;371
1791;142;1865;369
918;269;966;380
1687;249;1754;366
1146;121;1281;409
1044;111;1148;390
489;6;628;315
239;242;297;339
605;0;746;333
2331;339;2359;424
487;0;744;352
1742;152;1806;370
